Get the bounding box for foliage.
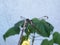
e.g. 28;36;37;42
3;17;58;45
53;32;60;44
32;18;54;37
41;39;53;45
41;32;60;45
3;26;20;40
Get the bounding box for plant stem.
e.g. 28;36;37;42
32;33;35;45
18;29;24;45
18;20;27;45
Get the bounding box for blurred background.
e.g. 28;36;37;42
0;0;60;45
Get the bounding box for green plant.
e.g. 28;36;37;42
3;17;59;45
41;32;60;45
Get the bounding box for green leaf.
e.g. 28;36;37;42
32;18;54;37
41;39;49;45
25;25;30;37
41;39;53;45
28;24;36;33
25;23;36;37
32;18;48;37
53;32;60;44
3;26;20;40
40;19;54;36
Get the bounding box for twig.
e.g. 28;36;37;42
18;20;27;45
32;33;35;45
